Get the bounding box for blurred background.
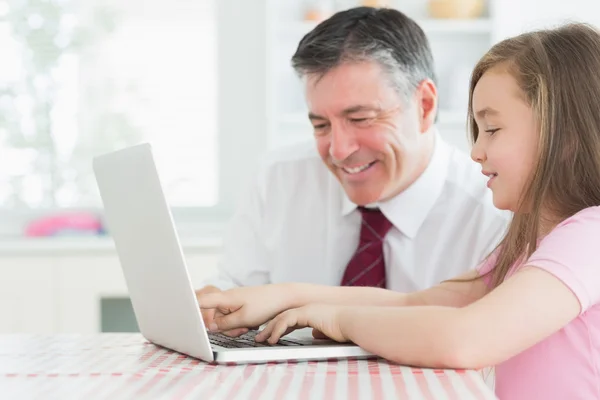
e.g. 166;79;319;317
0;0;598;334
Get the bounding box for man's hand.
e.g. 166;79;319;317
197;284;297;333
195;285;248;337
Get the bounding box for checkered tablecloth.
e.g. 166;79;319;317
0;334;496;399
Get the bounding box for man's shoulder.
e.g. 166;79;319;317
250;140;336;203
443;145;493;201
263;140;321;166
440;143;509;220
260;140;330;181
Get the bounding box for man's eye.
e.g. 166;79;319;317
350;118;372;125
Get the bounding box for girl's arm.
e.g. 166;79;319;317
291;269;488;308
200;270;488;333
338;266;580;369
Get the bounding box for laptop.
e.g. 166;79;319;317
92;143;373;364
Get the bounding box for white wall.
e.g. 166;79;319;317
492;0;600;42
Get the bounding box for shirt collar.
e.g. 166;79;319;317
340;130;451;239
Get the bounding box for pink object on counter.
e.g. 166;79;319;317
25;213;105;237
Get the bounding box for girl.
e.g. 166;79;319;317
199;23;600;399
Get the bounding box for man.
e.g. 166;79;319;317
196;7;509;335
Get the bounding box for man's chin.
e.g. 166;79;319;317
343;188;382;207
330;169;385;205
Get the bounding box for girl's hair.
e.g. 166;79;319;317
468;23;600;288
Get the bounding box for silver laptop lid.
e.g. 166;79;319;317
93;143;214;362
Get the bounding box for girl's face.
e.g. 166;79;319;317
470;67;539;212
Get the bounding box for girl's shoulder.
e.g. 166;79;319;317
553;206;600;231
530;205;600;312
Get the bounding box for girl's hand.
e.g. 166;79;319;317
198;284;298;332
255;304;350;344
196;285;248;337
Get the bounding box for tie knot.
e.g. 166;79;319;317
358;207;393;241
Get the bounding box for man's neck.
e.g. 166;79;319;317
384;130;436;201
411;130;436;185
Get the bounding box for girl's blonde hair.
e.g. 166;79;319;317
468;23;600;288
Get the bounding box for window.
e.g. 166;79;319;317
0;0;217;211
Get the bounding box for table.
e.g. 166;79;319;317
0;334;497;399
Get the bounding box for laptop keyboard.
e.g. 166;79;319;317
208;330;304;349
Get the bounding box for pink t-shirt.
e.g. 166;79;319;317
478;206;600;400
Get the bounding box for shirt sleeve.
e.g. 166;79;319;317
200;162;272;290
526;206;600;314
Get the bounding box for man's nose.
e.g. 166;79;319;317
329;125;359;163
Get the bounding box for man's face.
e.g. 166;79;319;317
305;61;437;205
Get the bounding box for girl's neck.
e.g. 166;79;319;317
538;213;560;237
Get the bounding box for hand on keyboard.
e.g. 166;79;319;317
197;285;297;334
208;330;304;348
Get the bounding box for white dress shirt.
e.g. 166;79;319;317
203;132;510;293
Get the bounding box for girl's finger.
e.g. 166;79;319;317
222;328;249;337
269;313;298;344
255;320;275;342
211;310;248;332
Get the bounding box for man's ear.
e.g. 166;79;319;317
415;79;438;134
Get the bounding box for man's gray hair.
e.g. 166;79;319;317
291;7;437;101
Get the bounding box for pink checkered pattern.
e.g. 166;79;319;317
0;334;496;399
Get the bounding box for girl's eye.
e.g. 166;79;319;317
485;128;500;135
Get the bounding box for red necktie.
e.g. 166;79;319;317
341;207;393;288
